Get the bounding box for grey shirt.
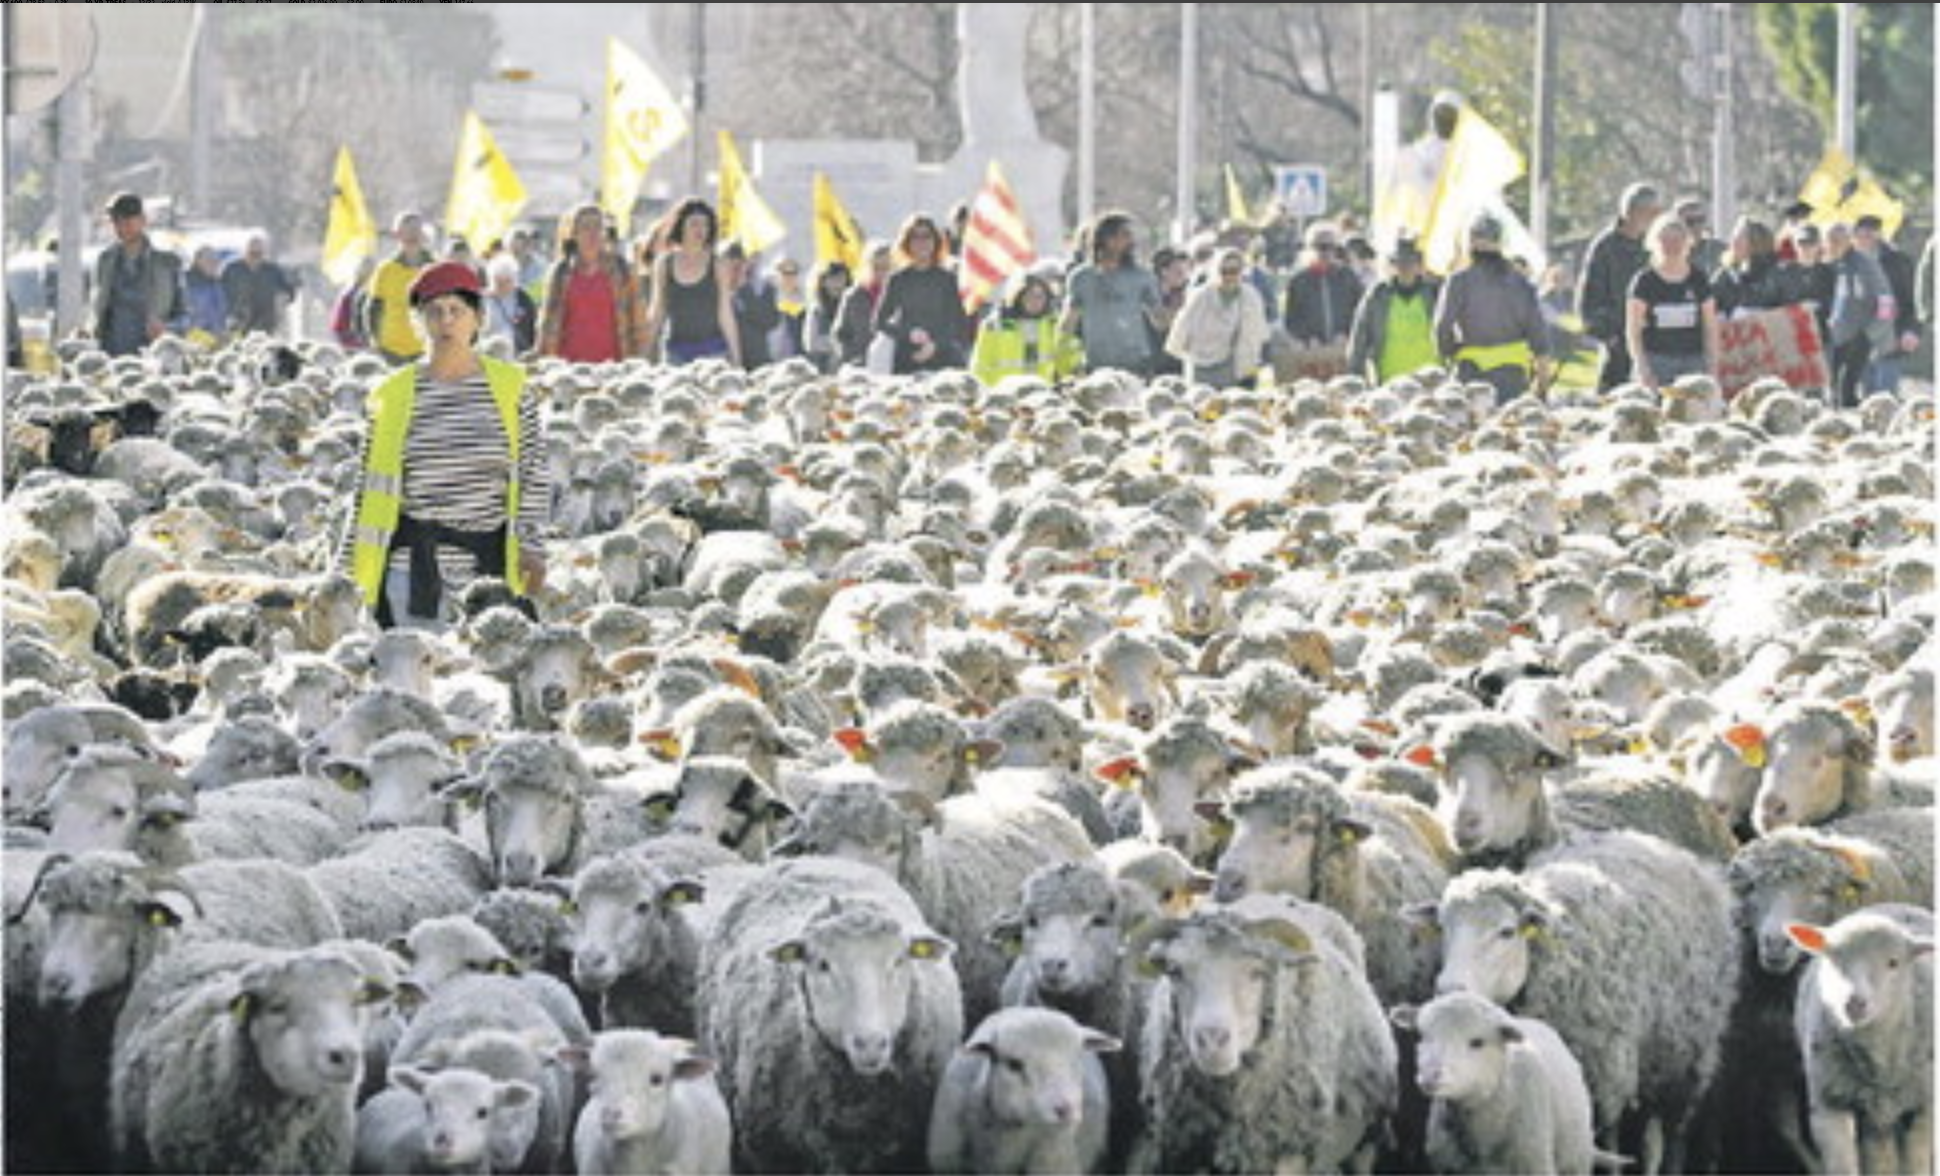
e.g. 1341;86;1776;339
1065;262;1160;373
1434;255;1549;360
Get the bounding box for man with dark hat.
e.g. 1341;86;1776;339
91;192;184;357
1346;234;1443;385
1433;213;1549;403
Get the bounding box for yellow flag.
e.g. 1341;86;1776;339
603;37;688;237
445;111;528;253
320;145;375;287
1421;106;1524;275
1224;164;1253;227
1800;147;1904;239
813;172;864;273
716;130;787;255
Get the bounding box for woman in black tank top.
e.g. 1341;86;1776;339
645;197;741;366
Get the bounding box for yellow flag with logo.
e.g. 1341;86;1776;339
321;145;376;286
813;172;864;273
717;130;787;255
446;111;528;253
1224;164;1254;227
603;37;688;237
1800;147;1904;239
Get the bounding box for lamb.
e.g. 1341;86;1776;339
1389;992;1596;1176
928;1006;1119;1176
109;940;371;1173
397;1028;562;1176
1787;904;1933;1176
1131;893;1397;1175
352;1065;540;1175
306;827;494;943
776;776;1092;1026
1427;830;1741;1174
1206;764;1454;1004
561;1029;733;1176
1426;711;1738;868
695;856;962;1174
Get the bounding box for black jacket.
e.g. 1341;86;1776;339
1576;220;1650;343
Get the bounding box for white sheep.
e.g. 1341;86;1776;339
1131;893;1397;1174
1428;831;1741;1174
1788;904;1933;1176
306;827;494;943
928;1006;1119;1175
561;1029;732;1176
1390;992;1596;1175
352;1064;540;1175
694;856;962;1173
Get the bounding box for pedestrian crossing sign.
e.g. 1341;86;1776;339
1273;165;1328;218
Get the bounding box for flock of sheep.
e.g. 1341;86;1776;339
1;329;1934;1175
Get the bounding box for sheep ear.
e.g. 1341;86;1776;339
1498;1023;1525;1045
1193;799;1230;826
660;879;705;909
1245;918;1314;958
488;957;521;976
321;759;370;791
1786;923;1828;955
639;729;683;761
136;900;185;929
228;992;254;1021
390;1066;432;1095
1401;902;1441;937
963;738;1004;768
1403;744;1440;770
1532;746;1569;771
986;911;1024;956
140;791;196;829
554;1044;591;1073
386;934;415;961
833;728;875;762
1082;1030;1122;1054
769;939;808;964
1333;817;1373;846
1095;756;1142;787
907;935;954;962
438;776;485;808
1388;1004;1420;1033
762;797;796;824
497;1079;541;1110
641;792;678;825
672;1056;716;1082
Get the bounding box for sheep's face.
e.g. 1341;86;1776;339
586;1035;710;1140
519;639;598;728
597;544;647;603
186;722;298;791
771;922;953;1076
1532;588;1596;645
1159;553;1228;640
1089;640;1174;733
39;903;146;1007
484;780;580;886
1434;894;1538;1006
1755;713;1863;835
368;634;439;697
359;748;462;833
2;711;87;819
570;875;693;993
1730;841;1875;976
404;1068;534;1170
1231;676;1317;760
44;769;146;855
236;954;365;1097
283;666;358;745
1213;802;1324;903
869;729;963;804
1871;675;1935;764
1796;917;1934;1031
679;701;786;785
966;1014;1110;1128
1132;740;1234;863
986;705;1081;775
1407;996;1516;1103
1152;933;1278;1078
1437;752;1543;858
1010;887;1122;999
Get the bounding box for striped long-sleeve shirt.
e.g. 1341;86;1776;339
337;370;550;592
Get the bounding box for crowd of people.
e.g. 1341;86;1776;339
23;179;1935;412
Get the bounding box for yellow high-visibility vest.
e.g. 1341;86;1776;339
1455;339;1535;374
349;357;526;605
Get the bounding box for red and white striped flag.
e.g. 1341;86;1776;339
958;159;1035;312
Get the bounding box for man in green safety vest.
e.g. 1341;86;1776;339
1346;234;1443;386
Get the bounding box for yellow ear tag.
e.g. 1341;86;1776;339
1337;827;1359;845
148;909;175;928
908;939;939;960
1519;924;1541;940
653;736;683;760
1628;738;1652;757
230;993;253;1019
964;748;980;765
1840;884;1861;903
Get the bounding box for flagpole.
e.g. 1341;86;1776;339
1175;3;1198;245
689;3;707;197
1078;2;1096;230
1834;3;1855;158
1531;2;1555;257
1711;3;1735;236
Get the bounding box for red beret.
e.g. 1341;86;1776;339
408;261;483;305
